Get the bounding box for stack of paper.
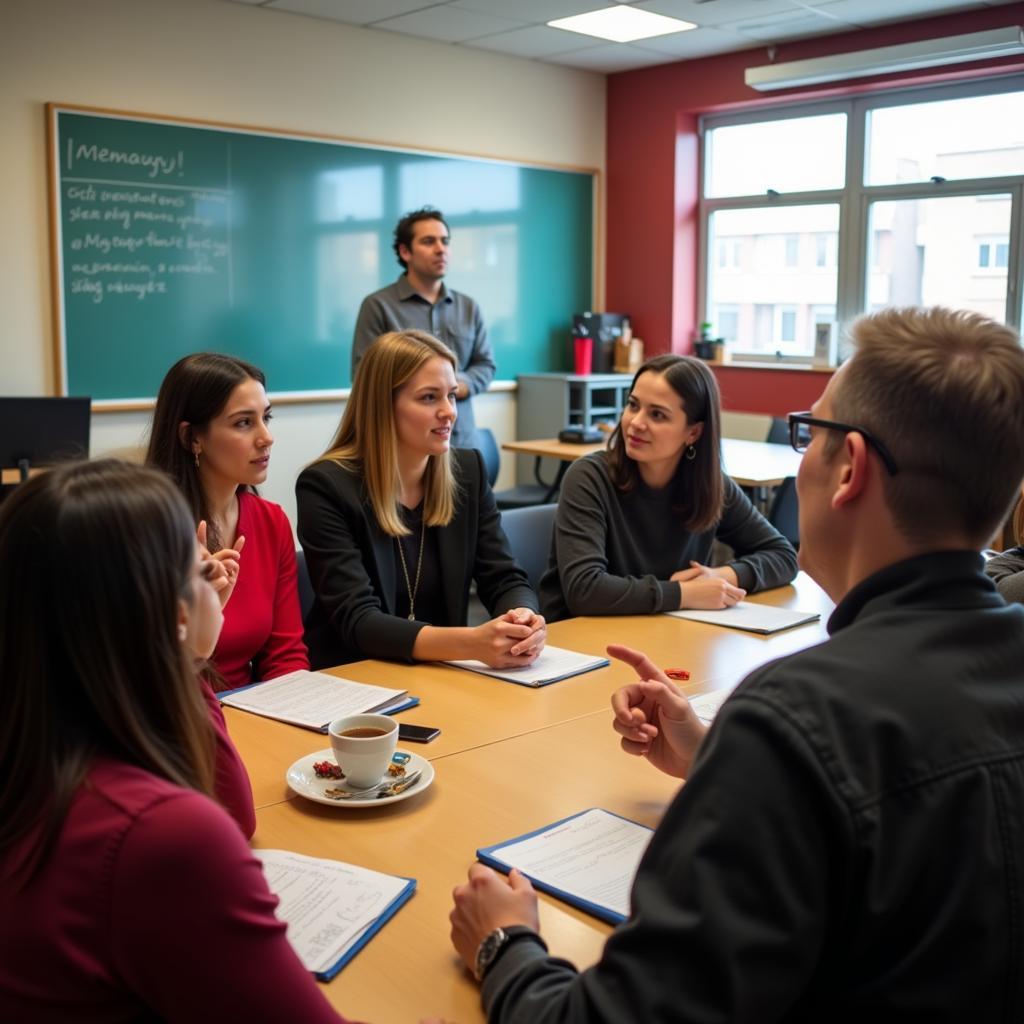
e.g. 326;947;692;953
445;645;609;688
218;669;416;731
666;601;820;634
478;808;653;923
255;849;415;980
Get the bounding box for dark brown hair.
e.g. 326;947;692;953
833;307;1024;546
393;206;448;270
607;354;725;533
146;352;266;552
0;460;215;885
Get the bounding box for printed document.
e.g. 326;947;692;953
478;808;652;921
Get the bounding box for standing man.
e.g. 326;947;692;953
352;207;495;449
447;307;1024;1022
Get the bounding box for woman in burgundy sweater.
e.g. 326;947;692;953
147;352;309;689
0;460;348;1023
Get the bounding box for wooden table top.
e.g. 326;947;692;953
228;575;834;1021
501;436;803;489
252;709;682;1024
227;575;833;809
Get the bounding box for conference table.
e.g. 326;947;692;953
229;573;833;1023
501;436;803;501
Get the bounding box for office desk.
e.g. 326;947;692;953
252;709;682;1024
227;574;832;807
501;436;802;492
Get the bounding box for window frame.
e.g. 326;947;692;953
698;74;1024;366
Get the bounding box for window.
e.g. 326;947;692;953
977;237;1010;270
706;205;839;359
700;77;1024;364
783;235;799;267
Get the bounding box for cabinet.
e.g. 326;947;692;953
514;373;633;485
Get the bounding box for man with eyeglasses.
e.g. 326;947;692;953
448;307;1024;1022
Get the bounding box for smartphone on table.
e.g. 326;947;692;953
398;723;441;743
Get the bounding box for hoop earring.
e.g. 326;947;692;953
685;444;697;461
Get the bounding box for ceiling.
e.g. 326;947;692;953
226;0;1019;74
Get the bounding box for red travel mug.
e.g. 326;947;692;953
573;336;593;375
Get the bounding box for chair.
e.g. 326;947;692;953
766;416;790;445
762;416;799;547
767;477;799;549
476;427;557;510
474;426;501;487
500;503;557;591
295;547;315;622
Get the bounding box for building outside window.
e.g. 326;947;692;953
699;78;1024;364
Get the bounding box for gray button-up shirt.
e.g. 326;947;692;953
351;275;496;448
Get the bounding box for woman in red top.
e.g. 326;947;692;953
147;352;309;689
0;460;348;1023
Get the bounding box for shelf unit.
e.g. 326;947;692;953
514;373;633;485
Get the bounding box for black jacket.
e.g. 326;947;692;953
485;551;1024;1022
296;447;537;668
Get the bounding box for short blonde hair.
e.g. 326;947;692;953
832;307;1024;546
319;330;459;537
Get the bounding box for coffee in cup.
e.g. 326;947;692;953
328;713;398;788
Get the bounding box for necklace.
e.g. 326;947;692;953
395;518;426;621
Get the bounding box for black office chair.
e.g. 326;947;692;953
766;416;790;445
295;547;315;623
765;416;799;548
476;428;557;510
500;504;557;591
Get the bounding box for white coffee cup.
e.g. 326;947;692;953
328;713;398;788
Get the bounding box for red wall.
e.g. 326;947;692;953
606;4;1024;413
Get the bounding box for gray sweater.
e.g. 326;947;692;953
984;545;1024;604
538;451;798;620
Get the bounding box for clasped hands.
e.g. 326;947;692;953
447;643;707;976
671;559;745;609
474;607;546;667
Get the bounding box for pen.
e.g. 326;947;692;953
664;668;690;681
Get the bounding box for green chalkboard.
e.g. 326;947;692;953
48;105;595;405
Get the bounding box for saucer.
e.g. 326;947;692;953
286;748;434;808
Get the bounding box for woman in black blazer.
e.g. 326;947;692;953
296;329;546;669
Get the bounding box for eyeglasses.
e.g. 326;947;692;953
787;412;899;476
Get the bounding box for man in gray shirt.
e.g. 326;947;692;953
351;207;496;449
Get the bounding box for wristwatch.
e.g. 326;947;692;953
474;925;546;981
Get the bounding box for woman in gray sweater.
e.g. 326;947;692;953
539;355;798;621
985;497;1024;604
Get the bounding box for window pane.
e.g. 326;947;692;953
707;204;839;357
866;91;1024;185
867;195;1011;322
705;114;846;198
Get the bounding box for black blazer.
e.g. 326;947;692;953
295;447;537;668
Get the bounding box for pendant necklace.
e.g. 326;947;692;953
396;518;426;620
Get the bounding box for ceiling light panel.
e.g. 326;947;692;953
548;5;696;43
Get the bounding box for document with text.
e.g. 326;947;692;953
666;602;820;634
255;849;415;980
445;645;609;688
218;669;413;731
477;808;653;923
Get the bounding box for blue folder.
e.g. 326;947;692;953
477;808;651;926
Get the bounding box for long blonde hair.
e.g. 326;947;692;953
321;330;460;536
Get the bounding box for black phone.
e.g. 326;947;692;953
398;723;441;744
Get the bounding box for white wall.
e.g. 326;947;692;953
0;0;605;520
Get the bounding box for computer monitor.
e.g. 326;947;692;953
0;397;91;481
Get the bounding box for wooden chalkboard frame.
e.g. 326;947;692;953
47;103;601;412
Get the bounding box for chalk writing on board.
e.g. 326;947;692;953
62;182;230;304
67;138;185;179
